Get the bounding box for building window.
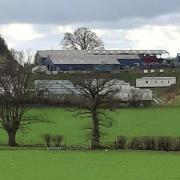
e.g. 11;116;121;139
146;81;148;84
155;81;157;84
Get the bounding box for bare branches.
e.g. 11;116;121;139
69;72;120;149
61;27;104;50
70;73;119;108
0;50;42;146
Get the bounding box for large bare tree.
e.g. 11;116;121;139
0;51;41;146
70;73;120;149
61;27;104;50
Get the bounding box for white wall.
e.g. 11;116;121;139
136;77;176;88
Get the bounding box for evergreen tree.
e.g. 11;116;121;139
0;35;13;60
0;36;9;55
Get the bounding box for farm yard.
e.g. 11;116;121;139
1;150;180;180
0;106;180;146
1;1;180;178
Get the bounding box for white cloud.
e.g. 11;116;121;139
92;29;106;37
1;23;180;57
0;24;44;42
7;42;15;49
57;25;76;34
124;25;180;56
90;26;180;56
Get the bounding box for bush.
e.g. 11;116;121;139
116;136;180;151
141;136;156;150
52;135;63;147
157;137;174;151
115;136;127;149
129;137;143;150
42;134;63;148
174;137;180;151
42;134;51;147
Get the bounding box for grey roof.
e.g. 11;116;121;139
37;50;120;64
51;57;120;65
36;50;169;65
37;50;169;56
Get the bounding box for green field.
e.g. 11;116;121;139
1;150;180;180
1;106;180;180
0;106;180;146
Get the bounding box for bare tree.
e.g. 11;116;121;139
0;51;42;146
61;27;104;50
70;73;120;149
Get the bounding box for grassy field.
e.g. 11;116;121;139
0;106;180;146
1;107;180;180
0;150;180;180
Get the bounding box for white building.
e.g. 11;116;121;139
35;80;153;101
136;77;176;88
114;88;152;101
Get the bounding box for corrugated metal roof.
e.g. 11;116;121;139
37;50;169;56
51;57;120;64
37;50;120;64
36;50;169;65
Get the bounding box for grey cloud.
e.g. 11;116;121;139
0;0;180;24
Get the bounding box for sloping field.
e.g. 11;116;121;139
0;106;180;146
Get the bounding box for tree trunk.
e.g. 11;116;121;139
8;131;17;146
91;111;100;149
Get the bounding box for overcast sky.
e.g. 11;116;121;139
0;0;180;56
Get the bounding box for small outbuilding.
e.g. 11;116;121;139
136;77;176;88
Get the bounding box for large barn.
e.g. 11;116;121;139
35;50;169;72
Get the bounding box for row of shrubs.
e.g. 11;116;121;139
115;136;180;151
42;134;180;151
42;134;63;147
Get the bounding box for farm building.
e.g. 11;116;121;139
117;54;142;69
34;80;153;101
35;50;169;72
136;77;176;88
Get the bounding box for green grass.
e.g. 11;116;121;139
0;106;180;146
0;150;180;180
1;107;180;180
